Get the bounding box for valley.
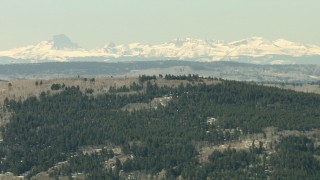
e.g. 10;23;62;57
1;61;320;83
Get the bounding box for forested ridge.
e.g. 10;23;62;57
1;76;320;179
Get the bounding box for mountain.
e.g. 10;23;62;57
0;34;104;63
0;35;320;64
50;34;80;50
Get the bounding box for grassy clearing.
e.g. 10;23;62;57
199;127;320;163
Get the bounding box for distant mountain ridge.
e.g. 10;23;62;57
1;61;320;83
0;35;319;64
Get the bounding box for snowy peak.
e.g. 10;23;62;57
169;38;206;46
103;42;116;49
0;36;320;64
50;34;80;50
229;37;271;47
273;38;304;48
0;34;92;62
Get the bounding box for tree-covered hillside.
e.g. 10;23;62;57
1;76;320;179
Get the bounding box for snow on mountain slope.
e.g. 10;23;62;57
226;37;315;57
0;34;106;62
0;35;320;63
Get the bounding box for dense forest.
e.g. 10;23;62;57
1;75;320;179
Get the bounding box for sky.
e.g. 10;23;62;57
0;0;319;50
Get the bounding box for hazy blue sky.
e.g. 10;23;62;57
0;0;319;50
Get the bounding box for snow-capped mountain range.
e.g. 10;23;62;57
0;34;320;64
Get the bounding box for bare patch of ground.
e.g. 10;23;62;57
119;170;167;180
31;172;55;180
199;127;320;164
0;77;141;104
0;77;220;105
265;83;320;94
122;95;172;112
0;172;23;180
